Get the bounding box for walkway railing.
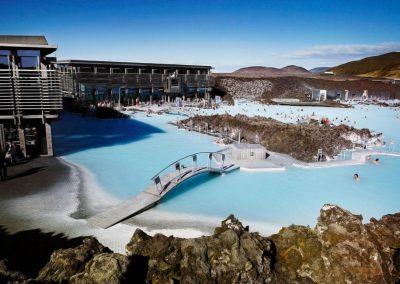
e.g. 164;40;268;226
151;150;227;194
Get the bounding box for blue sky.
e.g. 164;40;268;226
1;0;400;71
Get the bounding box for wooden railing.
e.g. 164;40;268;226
0;69;62;119
57;71;214;94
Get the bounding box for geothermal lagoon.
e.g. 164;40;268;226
52;103;400;237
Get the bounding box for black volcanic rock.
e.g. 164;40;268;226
212;75;400;101
37;237;110;282
271;205;400;283
0;205;399;283
126;215;275;283
70;253;131;283
181;114;381;162
0;259;27;282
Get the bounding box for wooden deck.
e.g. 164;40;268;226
88;162;238;229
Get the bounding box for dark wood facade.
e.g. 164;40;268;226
0;35;62;156
57;60;214;103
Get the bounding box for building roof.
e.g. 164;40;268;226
56;59;212;70
0;35;48;45
231;143;266;150
0;35;57;55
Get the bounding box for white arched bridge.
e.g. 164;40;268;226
88;151;239;229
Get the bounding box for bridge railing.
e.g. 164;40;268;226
151;151;227;194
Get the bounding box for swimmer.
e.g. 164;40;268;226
366;155;371;161
373;158;380;165
354;173;360;181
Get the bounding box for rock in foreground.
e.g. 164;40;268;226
271;205;400;283
126;214;275;283
0;205;399;283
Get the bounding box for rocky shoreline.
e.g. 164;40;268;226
1;205;399;283
180;114;382;162
213;75;400;102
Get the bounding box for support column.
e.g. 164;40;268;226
344;90;349;101
0;124;5;152
92;88;96;106
18;127;26;157
45;123;53;156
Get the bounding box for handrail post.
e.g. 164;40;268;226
154;176;163;194
175;162;181;177
192;154;197;170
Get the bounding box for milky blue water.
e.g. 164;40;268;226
53;104;400;228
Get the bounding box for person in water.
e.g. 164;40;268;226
354;173;360;181
374;158;380;165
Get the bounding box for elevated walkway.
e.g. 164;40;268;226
88;151;238;229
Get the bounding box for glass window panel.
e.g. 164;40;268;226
80;67;93;72
97;67;108;73
0;50;11;56
19;56;39;69
112;68;123;73
17;50;40;56
0;55;9;69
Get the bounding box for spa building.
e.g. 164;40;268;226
0;35;214;157
57;60;213;106
0;35;62;156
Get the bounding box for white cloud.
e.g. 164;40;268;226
289;43;400;60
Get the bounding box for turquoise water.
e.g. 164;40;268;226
53;105;400;227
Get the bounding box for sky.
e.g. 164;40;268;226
1;0;400;72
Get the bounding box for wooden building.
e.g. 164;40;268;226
0;35;62;156
57;60;214;106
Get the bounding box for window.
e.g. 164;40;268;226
0;50;10;69
126;68;139;74
97;67;109;73
19;57;39;69
111;68;123;74
17;50;40;69
171;78;179;86
0;56;9;68
139;68;150;74
80;67;93;73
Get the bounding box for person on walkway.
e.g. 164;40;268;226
0;151;7;181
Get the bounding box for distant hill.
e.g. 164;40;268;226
309;67;330;74
330;52;400;79
233;65;310;76
233;66;281;76
281;65;310;74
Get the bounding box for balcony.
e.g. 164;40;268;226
0;69;62;121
